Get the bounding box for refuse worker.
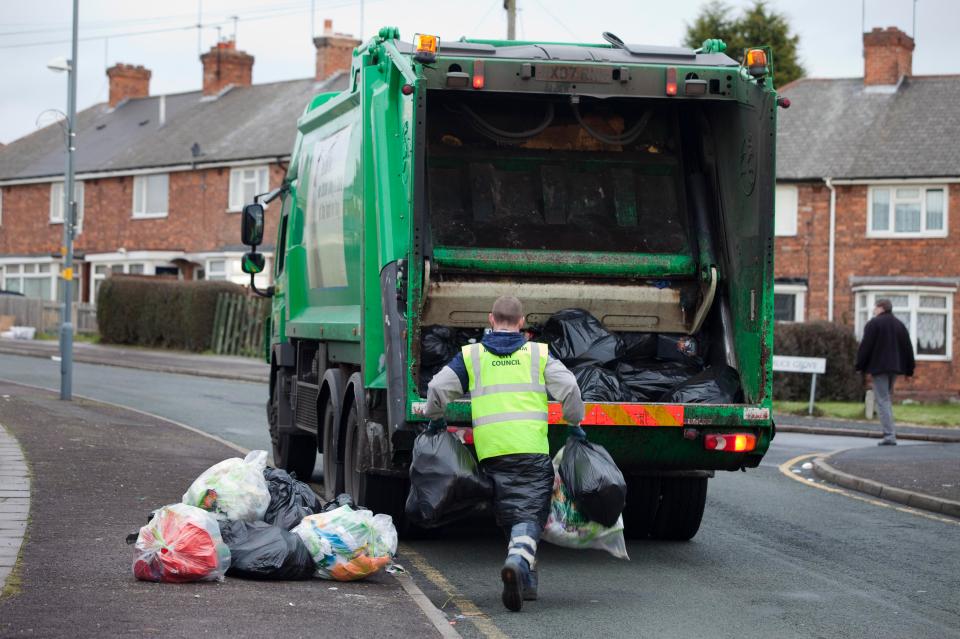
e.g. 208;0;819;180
424;295;585;612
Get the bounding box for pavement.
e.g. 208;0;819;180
0;338;269;383
776;412;960;443
0;424;28;591
0;381;443;639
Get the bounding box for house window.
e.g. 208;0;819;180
1;262;56;300
774;184;798;236
228;167;269;212
206;259;228;280
774;283;807;322
50;181;85;231
855;288;953;361
132;174;169;218
90;262;149;301
867;185;948;238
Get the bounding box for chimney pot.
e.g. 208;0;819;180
200;39;254;96
313;20;360;82
106;63;151;108
863;26;914;86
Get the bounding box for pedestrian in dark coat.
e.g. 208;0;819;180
855;299;915;445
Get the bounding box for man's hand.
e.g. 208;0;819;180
426;418;447;434
567;424;587;442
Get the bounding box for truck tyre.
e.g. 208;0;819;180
319;369;347;501
343;384;411;529
269;373;316;480
623;476;661;539
651;477;708;541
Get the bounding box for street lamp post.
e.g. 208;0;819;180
53;0;79;401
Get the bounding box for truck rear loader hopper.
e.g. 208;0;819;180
240;29;781;541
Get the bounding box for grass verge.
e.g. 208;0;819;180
774;400;960;427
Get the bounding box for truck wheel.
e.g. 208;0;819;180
343;392;411;528
651;477;708;541
319;369;346;501
623;476;661;539
269;375;316;479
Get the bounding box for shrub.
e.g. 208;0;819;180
773;321;863;402
97;277;245;351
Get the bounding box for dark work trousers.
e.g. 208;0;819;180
481;453;554;530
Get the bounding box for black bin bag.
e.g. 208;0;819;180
263;467;323;530
541;309;624;367
663;365;742;404
218;520;315;580
573;364;629;402
406;430;494;528
559;439;627;528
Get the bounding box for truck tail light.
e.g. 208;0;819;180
704;433;756;452
472;60;485;89
666;67;677;96
446;426;474;445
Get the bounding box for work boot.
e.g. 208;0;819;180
501;555;527;612
523;568;538;601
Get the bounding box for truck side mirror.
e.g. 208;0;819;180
241;251;266;275
241;203;264;246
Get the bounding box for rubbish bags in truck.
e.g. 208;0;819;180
572;364;626;402
182;450;271;522
558;439;627;528
262;467;323;530
663;365;742;404
419;326;483;393
132;503;231;583
292;505;398;581
542;457;628;560
541;308;623;367
617;360;702;402
406;430;494;527
218;520;314;580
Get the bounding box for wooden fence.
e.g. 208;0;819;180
0;297;97;335
211;293;270;357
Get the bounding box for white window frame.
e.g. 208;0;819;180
774;184;798;237
132;173;169;219
49;181;85;232
854;286;954;362
205;258;228;281
86;253;181;301
0;258;59;301
774;283;807;322
866;184;948;238
228;166;269;212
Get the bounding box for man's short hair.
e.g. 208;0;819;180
492;295;524;324
875;298;893;313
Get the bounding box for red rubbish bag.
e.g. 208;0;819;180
133;504;231;583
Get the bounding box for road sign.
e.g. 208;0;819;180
773;355;826;375
773;355;827;415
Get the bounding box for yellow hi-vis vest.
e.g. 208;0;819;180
462;341;549;461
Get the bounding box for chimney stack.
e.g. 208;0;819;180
313;20;360;82
106;64;151;108
200;40;254;96
863;27;914;86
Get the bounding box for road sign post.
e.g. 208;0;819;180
773;355;827;416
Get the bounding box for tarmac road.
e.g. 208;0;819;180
2;353;959;639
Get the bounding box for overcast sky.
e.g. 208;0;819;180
0;0;953;144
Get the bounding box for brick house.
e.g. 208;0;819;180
0;20;356;304
775;27;960;399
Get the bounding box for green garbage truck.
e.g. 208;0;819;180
239;28;785;539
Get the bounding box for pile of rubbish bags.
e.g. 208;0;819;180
419;309;742;403
131;450;397;584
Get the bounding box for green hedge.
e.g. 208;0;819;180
774;321;863;402
97;277;245;351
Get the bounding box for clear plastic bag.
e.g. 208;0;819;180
292;505;398;581
182;450;271;522
132;503;232;582
542;452;629;560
